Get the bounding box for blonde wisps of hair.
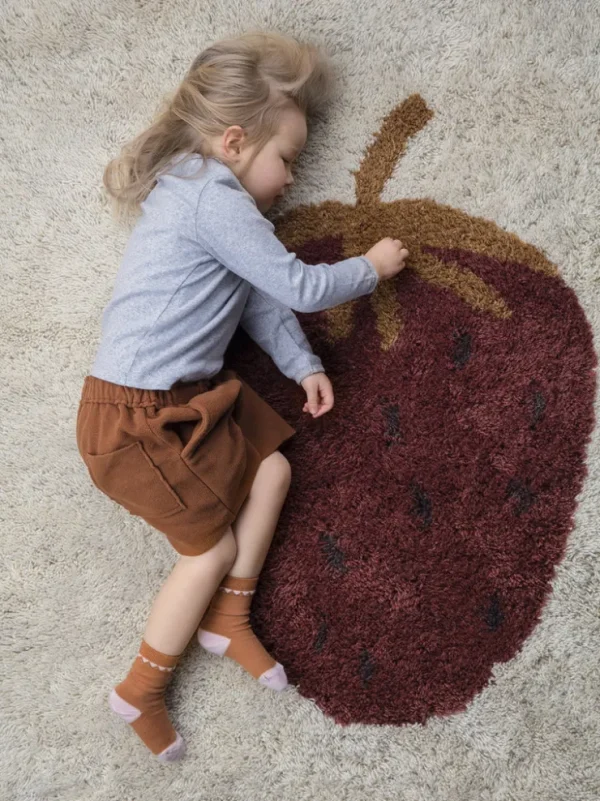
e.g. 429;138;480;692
103;30;336;222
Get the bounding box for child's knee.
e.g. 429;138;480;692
181;526;237;570
261;450;292;491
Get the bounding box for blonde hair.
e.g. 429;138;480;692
103;30;336;221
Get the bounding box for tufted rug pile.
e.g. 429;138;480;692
2;2;599;799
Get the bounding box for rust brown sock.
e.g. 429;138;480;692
197;575;288;691
109;639;186;761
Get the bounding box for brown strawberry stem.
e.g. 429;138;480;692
352;94;434;207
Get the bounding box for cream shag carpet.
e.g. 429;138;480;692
1;1;599;799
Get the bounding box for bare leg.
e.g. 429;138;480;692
143;528;238;655
195;451;293;690
229;450;292;578
110;529;238;760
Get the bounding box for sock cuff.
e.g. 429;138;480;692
219;574;260;594
138;639;182;670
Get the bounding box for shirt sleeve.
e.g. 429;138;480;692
194;169;379;313
239;285;325;385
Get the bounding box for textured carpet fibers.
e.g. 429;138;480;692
225;95;597;726
2;2;600;800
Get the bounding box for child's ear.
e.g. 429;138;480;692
221;125;246;161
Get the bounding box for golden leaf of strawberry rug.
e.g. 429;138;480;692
224;95;597;726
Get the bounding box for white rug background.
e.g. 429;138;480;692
2;1;599;799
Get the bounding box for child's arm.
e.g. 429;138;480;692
194;170;379;313
239;285;324;385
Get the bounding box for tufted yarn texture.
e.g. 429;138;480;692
231;92;597;731
1;2;599;800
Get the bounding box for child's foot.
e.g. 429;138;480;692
109;639;186;761
197;574;288;691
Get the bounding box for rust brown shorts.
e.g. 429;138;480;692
75;369;297;557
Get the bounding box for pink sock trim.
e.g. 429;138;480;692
156;731;186;762
197;628;230;656
258;662;288;691
108;689;186;761
197;630;289;690
109;688;141;722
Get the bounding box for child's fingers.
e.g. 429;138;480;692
304;382;333;417
306;401;333;417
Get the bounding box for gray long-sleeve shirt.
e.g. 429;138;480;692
90;153;380;390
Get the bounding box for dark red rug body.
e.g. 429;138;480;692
223;96;597;726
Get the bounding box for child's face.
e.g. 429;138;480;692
218;105;308;214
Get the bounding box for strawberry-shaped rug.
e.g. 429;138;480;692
224;95;597;726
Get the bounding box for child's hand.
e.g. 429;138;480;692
301;372;334;418
364;238;409;280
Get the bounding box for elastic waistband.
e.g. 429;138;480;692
80;374;216;408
